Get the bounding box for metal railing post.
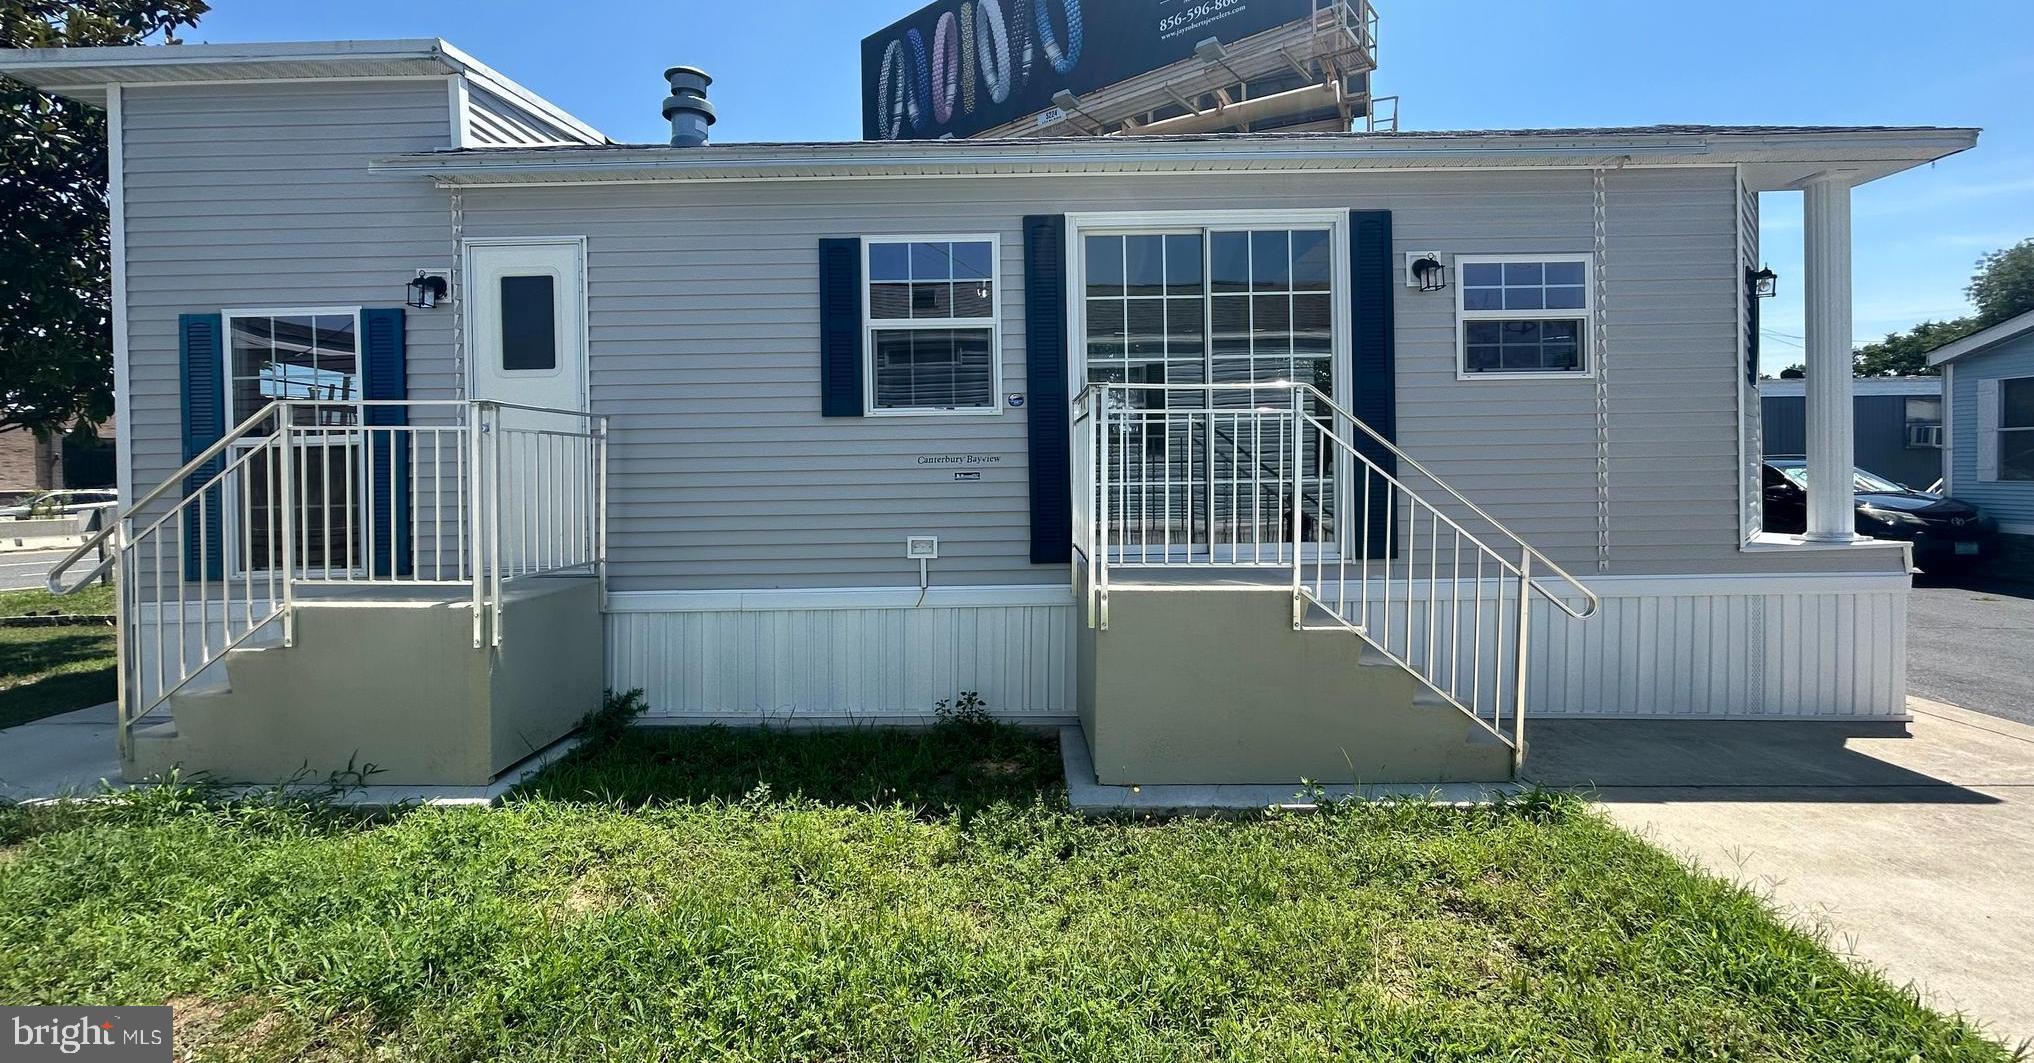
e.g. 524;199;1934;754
467;405;486;648
277;412;296;648
112;518;131;762
489;404;505;648
1511;549;1533;778
1289;387;1305;629
595;415;610;607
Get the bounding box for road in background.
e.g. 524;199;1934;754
1908;576;2034;728
0;549;71;592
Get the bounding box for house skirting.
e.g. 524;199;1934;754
601;571;1909;723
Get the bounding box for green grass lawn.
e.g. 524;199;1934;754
0;723;2017;1062
0;584;117;729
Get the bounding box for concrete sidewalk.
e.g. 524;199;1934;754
0;702;125;802
1529;700;2034;1049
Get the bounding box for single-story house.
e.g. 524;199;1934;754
0;37;1979;787
1760;376;1943;489
1929;308;2034;578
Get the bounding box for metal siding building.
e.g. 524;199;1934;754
1760;377;1944;489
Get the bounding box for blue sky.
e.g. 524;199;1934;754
192;0;2034;373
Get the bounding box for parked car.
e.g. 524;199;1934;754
0;489;118;520
1761;459;1997;564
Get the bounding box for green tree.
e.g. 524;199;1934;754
1;0;208;440
1967;238;2034;327
1846;237;2034;377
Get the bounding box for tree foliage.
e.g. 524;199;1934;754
1;1;208;438
1847;237;2034;378
1967;238;2034;328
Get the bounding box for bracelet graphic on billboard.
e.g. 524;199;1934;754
863;0;1316;141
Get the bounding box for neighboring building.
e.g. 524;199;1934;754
0;35;1980;788
1760;376;1943;489
0;423;115;503
1929;308;2034;578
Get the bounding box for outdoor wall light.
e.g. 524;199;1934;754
406;271;449;309
1748;265;1779;300
1409;255;1448;293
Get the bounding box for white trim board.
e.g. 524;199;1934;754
106;83;134;506
606;585;1075;613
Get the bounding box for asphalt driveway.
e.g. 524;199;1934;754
1909;576;2034;727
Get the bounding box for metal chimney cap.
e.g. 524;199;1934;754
663;66;712;89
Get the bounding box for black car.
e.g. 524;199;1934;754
1762;459;1997;564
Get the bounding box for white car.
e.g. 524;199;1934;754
1;489;119;520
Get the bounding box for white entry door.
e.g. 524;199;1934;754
465;239;592;575
466;239;587;414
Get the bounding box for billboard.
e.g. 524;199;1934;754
862;0;1319;141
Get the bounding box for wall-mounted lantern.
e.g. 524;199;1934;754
1747;264;1779;300
1407;254;1448;293
406;271;450;310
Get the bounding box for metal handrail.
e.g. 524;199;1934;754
42;397;610;757
1069;381;1601;620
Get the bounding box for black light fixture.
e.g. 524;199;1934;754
1410;255;1448;293
406;271;449;309
1747;264;1779;300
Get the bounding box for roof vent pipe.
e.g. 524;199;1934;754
662;66;716;147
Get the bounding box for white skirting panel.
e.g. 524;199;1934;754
605;586;1078;722
1528;573;1909;718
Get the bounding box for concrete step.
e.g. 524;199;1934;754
131;719;178;742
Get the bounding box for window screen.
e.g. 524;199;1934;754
865;238;997;412
500;274;558;372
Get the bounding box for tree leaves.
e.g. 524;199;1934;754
0;0;209;437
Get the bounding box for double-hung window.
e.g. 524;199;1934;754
864;236;1000;415
2002;377;2034;481
1455;255;1593;378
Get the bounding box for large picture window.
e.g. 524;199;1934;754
2002;377;2034;481
1079;221;1340;555
1454;255;1593;378
864;236;999;415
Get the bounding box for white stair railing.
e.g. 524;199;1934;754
1073;382;1598;768
44;399;608;760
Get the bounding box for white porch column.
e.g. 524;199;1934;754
1801;176;1861;543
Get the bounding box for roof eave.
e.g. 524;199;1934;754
369;128;1981;187
1927;308;2034;367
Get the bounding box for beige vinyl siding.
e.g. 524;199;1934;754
120;79;457;523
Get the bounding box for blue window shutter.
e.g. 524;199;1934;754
179;313;225;581
819;238;864;417
1349;211;1399;555
361;308;411;578
1024;215;1072;565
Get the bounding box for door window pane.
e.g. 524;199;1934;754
500;275;558;371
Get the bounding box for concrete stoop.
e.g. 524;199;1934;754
1076;582;1514;787
129;577;604;787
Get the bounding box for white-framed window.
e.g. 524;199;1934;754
863;235;1001;416
2001;376;2034;481
1904;394;1944;449
220;307;367;575
1454;254;1593;379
